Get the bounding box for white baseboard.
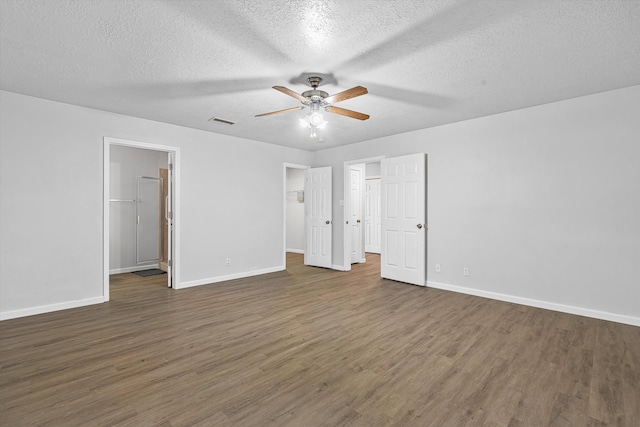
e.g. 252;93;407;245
426;280;640;327
331;264;349;271
109;264;158;275
286;249;304;254
178;266;285;289
0;297;105;321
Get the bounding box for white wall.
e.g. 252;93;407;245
286;168;305;253
0;90;312;318
2;86;638;324
109;145;168;273
314;86;640;323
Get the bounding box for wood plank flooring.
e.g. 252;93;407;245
1;253;638;426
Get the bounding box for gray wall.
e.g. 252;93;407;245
314;85;640;322
0;90;312;317
1;86;638;324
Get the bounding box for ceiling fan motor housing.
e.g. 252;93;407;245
302;89;329;102
255;75;369;121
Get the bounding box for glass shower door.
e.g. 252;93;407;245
136;176;162;264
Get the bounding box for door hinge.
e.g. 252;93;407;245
168;211;173;219
168;259;172;267
169;163;173;171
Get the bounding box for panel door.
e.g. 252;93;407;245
304;167;332;268
165;153;173;287
350;165;364;263
381;154;426;286
365;178;381;253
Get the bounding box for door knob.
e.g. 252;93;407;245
326;220;331;224
356;219;361;223
417;224;423;229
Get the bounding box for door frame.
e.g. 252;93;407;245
283;163;310;268
103;137;181;300
343;156;385;271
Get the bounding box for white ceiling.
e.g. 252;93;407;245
1;0;639;151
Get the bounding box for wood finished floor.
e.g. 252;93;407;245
1;253;638;426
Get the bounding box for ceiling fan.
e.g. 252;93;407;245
256;76;369;137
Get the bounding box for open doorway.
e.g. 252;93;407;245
343;156;385;270
103;137;180;301
343;154;427;285
283;163;309;269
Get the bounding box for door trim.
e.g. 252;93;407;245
283;163;310;268
343;156;385;271
103;137;181;300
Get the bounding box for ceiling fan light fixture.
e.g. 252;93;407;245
309;112;326;127
300;108;327;137
255;76;369;139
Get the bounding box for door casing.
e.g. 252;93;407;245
103;137;180;299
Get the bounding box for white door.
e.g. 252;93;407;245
365;178;381;253
381;154;426;286
304;167;332;268
349;165;364;263
166;154;173;287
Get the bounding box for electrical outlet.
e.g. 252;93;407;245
435;263;441;272
226;258;231;266
463;267;470;276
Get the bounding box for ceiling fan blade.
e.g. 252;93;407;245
255;106;304;117
326;106;370;121
324;86;368;104
273;86;308;103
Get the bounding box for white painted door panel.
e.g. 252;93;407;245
365;178;381;253
304;167;332;268
381;154;426;286
350;165;364;263
166;153;173;288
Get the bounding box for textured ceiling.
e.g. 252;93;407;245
1;0;639;151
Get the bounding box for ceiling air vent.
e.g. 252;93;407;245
208;116;236;125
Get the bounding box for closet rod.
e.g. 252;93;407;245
109;199;135;202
